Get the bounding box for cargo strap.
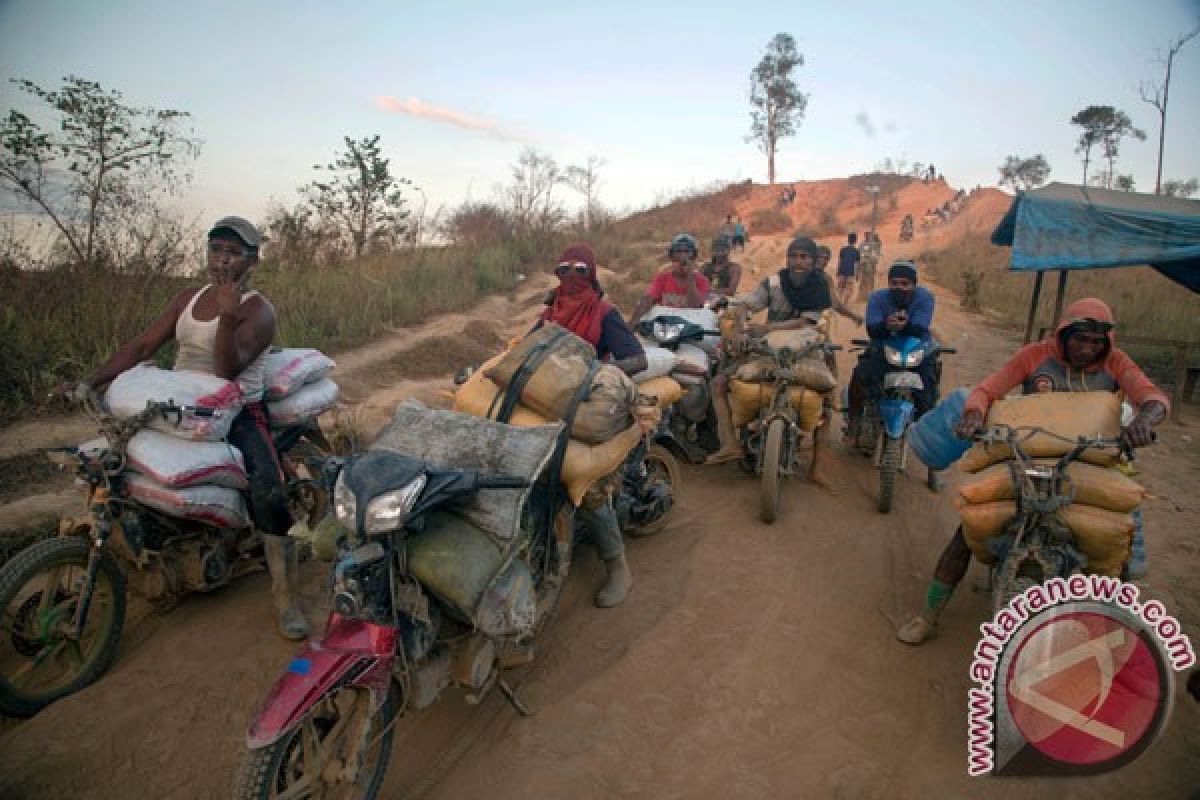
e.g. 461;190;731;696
489;327;568;423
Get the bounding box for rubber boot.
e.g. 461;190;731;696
807;423;836;493
595;554;632;608
705;391;743;464
896;579;954;646
264;535;310;641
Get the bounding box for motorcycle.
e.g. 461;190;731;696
731;337;841;523
0;392;330;717
970;426;1132;612
635;312;724;465
237;403;575;799
849;335;954;513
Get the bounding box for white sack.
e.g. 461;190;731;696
126;430;247;490
105;364;242;441
268;378;339;427
263;348;336;400
630;342;677;384
125;473;250;529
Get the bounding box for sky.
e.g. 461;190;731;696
2;0;1199;229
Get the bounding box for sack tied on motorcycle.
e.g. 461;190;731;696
455;367;644;506
728;379;823;432
482;327;637;445
262;347;336;400
125;473;251;529
958;391;1122;473
957;499;1134;576
372;401;563;636
126;430;248;490
105;364;243;441
267;378;340;428
956;460;1144;512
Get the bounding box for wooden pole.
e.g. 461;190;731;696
1173;344;1186;424
1051;270;1069;328
1023;271;1045;344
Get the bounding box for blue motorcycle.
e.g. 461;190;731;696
849;335;954;512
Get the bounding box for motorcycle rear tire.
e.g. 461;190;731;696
235;681;398;800
0;535;126;717
878;436;903;514
760;418;785;524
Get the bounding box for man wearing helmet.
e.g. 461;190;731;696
631;233;711;323
896;298;1167;645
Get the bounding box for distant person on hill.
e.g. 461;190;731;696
717;214;737;243
732;215;747;251
836;232;861;305
535;242;644;607
701;236;743;298
858;232;881;301
926;164;937;182
631;233;710;324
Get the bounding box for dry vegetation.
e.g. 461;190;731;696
919;226;1200;387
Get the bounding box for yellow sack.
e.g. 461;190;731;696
957;460;1145;512
729;379;823;432
959;392;1121;473
485;323;597;421
455;364;641;506
957;500;1134;576
1059;505;1135;577
637;375;684;409
959;501;1014;565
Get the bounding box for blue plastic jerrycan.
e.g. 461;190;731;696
908;388;972;470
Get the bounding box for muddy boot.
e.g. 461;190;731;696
595;554;632;608
264;534;310;641
896;579;954;646
705;391;743;464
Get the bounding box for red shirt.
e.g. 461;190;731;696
647;270;710;306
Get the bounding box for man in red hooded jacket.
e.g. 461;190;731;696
896;298;1168;645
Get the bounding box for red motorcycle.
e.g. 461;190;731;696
236;403;572;799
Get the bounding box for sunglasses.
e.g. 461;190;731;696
555;261;591;276
1068;318;1114;335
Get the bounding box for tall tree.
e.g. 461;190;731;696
747;33;809;185
1138;24;1199;194
507;147;562;233
1070;106;1143;188
562;155;605;231
305;135;410;259
998;154;1051;192
0;75;199;270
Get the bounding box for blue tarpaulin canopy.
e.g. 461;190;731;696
991;182;1200;293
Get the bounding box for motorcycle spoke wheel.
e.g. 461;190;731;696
0;536;125;717
760;419;785;524
236;684;398;800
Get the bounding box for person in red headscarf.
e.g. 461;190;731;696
535;243;645;608
539;242;647;377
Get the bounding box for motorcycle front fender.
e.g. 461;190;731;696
878;397;914;439
245;614;397;749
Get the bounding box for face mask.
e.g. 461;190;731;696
890;288;913;307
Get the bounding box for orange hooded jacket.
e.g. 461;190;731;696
964;298;1170;417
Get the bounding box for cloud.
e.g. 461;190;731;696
853;111;876;138
376;96;526;142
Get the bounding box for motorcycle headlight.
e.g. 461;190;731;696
364;474;428;535
653;321;685;343
884;347;904;367
904;347;926;368
334;471;357;529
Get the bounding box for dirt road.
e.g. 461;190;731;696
0;237;1197;799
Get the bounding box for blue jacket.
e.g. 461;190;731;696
865;286;935;340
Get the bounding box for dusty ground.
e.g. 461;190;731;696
0;203;1197;799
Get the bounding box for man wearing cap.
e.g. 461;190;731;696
896;297;1167;645
845;260;939;444
77;217;311;641
706;236;860;486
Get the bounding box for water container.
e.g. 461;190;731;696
908;388;972;470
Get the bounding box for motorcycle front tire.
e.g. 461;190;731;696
760;418;786;524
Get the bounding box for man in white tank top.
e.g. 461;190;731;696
79;216;309;640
